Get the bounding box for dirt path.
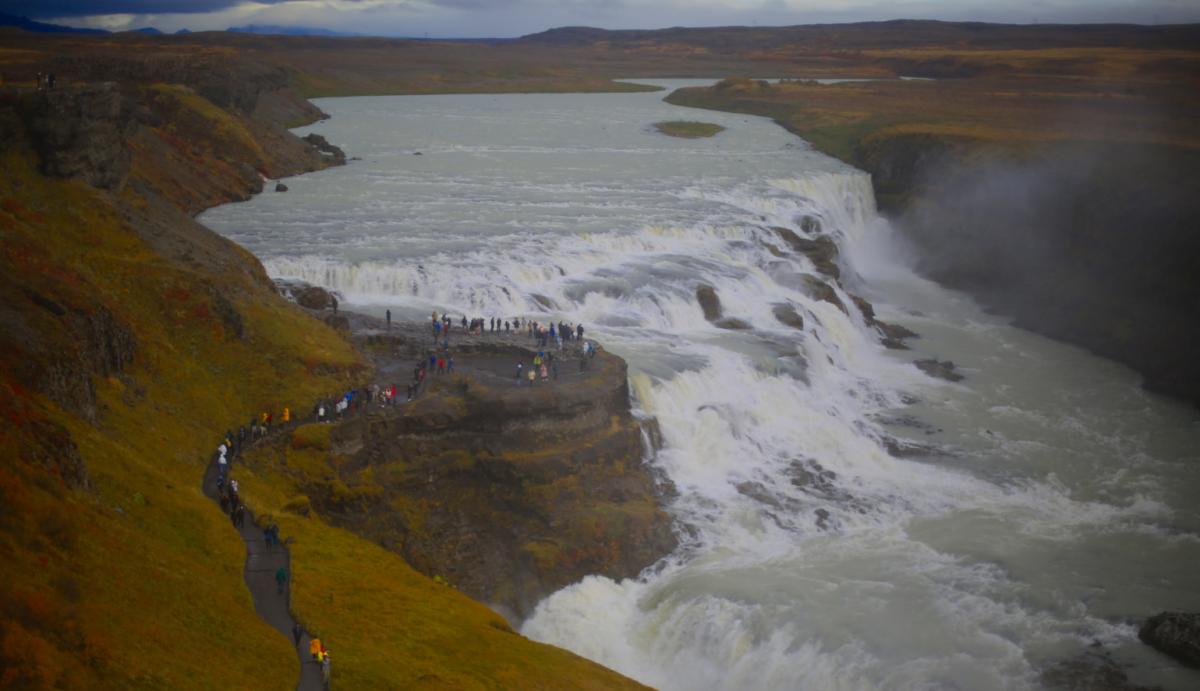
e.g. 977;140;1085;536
203;456;326;690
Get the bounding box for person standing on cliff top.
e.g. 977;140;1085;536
386;309;391;330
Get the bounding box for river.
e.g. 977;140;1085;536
199;81;1200;690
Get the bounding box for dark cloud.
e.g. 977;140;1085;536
0;0;284;18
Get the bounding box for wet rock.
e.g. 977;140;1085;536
696;284;723;322
530;293;558;311
788;459;840;498
800;275;847;314
275;182;288;192
715;317;752;330
301;133;346;165
735;481;786;510
296;285;334;310
850;294;876;322
914;358;964;382
799;215;822;234
881;436;944;458
773;303;805;330
878;321;919;349
772;226;840;278
1139;611;1200;668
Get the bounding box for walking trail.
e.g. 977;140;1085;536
203;455;325;690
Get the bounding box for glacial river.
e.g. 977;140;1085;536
200;81;1200;690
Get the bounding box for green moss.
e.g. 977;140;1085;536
653;120;726;138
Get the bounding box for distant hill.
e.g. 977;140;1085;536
0;11;107;34
228;24;359;37
520;19;1200;50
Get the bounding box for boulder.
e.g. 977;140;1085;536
772;303;805;330
878;321;918;350
696;284;723;322
275;182;288;192
296;285;334;310
1139;611;1200;668
301;133;346;165
772;226;840;278
715;317;752;330
801;275;847;314
914;358;964;382
850;294;876;322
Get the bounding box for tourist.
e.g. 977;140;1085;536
447;355;455;373
283;407;290;425
293;622;303;647
577;324;584;340
527;369;536;387
275;565;288;595
540;362;549;381
516;362;523;380
386;309;391;330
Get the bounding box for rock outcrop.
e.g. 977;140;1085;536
696;284;722;321
302;133;346;166
772;303;805;330
773;226;840;279
281;332;676;619
1139;611;1200;668
16;84;136;190
296;285;335;310
914;358;964;382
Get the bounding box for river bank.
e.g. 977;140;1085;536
664;75;1200;408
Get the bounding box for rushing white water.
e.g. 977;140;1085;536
201;81;1200;690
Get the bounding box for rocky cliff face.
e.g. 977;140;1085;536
860;134;1200;405
276;335;677;620
15;84;136;190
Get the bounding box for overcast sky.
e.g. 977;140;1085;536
5;0;1198;37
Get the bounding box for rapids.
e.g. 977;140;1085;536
200;81;1200;690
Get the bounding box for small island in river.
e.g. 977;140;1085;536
653;120;725;138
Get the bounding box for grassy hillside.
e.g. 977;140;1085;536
0;63;648;689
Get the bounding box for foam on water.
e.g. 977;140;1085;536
200;84;1200;690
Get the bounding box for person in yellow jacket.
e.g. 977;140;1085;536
283;407;290;424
